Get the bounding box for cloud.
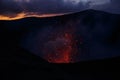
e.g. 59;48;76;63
0;0;87;18
0;0;120;20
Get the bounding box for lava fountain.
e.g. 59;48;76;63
42;30;78;63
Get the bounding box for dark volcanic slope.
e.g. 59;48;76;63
0;9;120;63
1;9;120;80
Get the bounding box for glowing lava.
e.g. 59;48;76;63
42;32;77;63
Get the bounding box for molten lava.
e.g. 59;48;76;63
43;32;77;63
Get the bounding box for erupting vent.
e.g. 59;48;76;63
42;31;78;63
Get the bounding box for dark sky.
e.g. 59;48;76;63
0;0;120;19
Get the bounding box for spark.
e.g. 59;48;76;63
43;32;77;63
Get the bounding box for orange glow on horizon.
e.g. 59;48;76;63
0;12;71;20
0;13;26;20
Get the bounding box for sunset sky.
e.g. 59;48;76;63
0;0;120;20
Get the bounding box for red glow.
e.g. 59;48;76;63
42;31;77;63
